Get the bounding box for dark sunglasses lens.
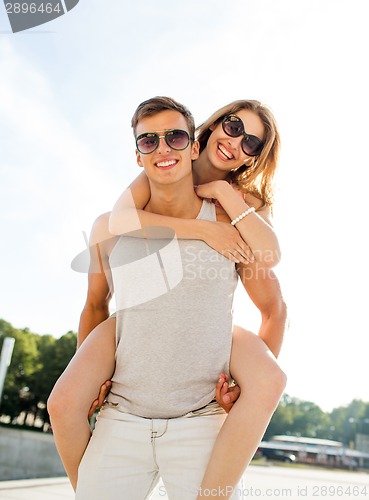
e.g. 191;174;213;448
223;116;243;137
136;133;159;154
165;130;189;150
242;135;263;156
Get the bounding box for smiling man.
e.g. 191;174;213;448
49;97;285;500
75;97;243;499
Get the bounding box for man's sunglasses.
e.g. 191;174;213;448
222;114;264;157
136;129;191;155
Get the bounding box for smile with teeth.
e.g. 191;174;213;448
155;159;178;168
218;144;234;160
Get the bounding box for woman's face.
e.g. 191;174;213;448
206;108;265;173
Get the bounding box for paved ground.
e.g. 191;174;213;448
0;465;368;499
0;477;74;499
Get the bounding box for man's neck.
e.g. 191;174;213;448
145;178;202;219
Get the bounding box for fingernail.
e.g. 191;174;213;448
224;395;230;403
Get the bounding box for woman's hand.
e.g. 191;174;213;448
204;220;254;264
215;373;241;413
195;180;244;202
195;180;228;200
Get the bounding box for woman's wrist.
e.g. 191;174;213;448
212;180;233;201
216;181;250;212
193;219;215;243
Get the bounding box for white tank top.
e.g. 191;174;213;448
107;200;238;418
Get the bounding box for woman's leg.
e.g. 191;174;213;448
197;326;287;499
47;317;116;491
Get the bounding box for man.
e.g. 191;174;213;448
49;97;286;499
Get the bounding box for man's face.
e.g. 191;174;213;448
135;110;199;186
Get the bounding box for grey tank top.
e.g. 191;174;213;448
107;200;238;418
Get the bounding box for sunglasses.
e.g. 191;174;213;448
136;129;190;155
222;114;264;157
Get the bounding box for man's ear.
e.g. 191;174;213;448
191;140;200;161
136;150;144;168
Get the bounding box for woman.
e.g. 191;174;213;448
109;100;281;272
48;99;287;497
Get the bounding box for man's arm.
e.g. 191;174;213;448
77;213;114;347
215;263;287;411
215;204;287;357
78;272;111;347
236;262;288;358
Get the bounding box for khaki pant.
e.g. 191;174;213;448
76;406;244;499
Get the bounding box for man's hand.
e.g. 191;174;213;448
88;380;112;419
215;373;241;413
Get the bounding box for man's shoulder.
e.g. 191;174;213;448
94;211;111;226
90;211;113;245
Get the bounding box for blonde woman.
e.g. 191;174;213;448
109;99;281;274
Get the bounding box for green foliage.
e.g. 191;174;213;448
266;394;369;445
0;319;76;428
1;318;369;441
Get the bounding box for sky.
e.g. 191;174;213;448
0;0;368;413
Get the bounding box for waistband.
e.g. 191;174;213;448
103;399;226;419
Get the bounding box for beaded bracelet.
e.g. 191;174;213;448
230;207;255;226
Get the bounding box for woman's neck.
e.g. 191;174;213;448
192;150;228;185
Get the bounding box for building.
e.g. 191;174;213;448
258;435;369;470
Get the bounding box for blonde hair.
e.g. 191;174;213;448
196;100;280;207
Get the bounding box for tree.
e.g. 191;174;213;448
330;400;368;445
0;319;76;429
32;331;77;424
0;320;40;422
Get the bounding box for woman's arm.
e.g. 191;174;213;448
78;213;115;347
109;172;254;264
109;171;152;235
195;180;281;268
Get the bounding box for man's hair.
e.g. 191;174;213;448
131;96;195;139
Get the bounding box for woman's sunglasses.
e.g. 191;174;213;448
222;114;264;157
136;129;190;155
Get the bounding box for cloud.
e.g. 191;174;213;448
0;40;122;335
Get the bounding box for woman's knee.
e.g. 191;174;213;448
47;378;82;420
254;360;287;415
230;327;287;405
47;386;66;421
269;362;287;398
232;325;254;340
